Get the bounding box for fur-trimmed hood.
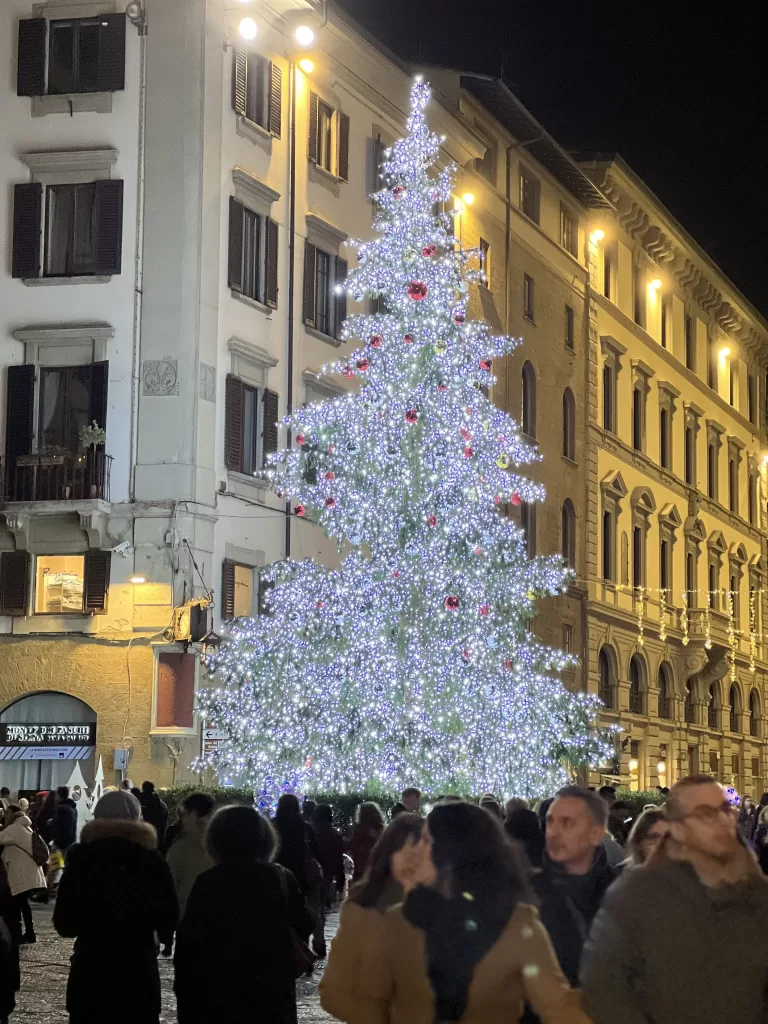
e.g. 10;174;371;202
81;818;158;850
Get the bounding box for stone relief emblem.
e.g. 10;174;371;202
199;363;215;402
142;359;178;396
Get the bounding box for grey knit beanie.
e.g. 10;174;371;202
93;790;141;820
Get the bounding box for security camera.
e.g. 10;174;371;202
113;541;132;557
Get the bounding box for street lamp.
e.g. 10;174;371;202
298;57;315;74
239;16;257;40
295;24;315;46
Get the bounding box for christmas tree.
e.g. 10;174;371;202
198;79;611;801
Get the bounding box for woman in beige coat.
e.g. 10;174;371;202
0;807;46;943
320;812;426;1021
351;801;590;1024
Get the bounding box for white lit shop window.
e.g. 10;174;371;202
35;554;84;614
154;651;196;732
234;564;254;617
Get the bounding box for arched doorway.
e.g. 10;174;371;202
0;692;97;797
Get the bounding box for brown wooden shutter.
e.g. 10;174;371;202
12;183;42;279
303;242;316;326
221;558;235;620
0;551;31;616
268;61;282;138
307;91;319;163
264;217;278;308
228;197;244;292
17;18;46;97
224;374;244;471
84;551;111;614
4;364;35;472
338;112;350;183
262;388;279;463
334;257;348;339
372;133;384;195
232;47;247;116
94;179;123;275
88;361;109;437
97;14;126;92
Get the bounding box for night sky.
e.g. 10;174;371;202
335;0;768;318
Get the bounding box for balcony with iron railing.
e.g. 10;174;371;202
1;450;111;505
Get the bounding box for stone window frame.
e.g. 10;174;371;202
600;335;626;436
225;337;279;495
749;555;766;658
223;543;266;622
302;368;347;406
304;213;349;347
600;470;627;583
630;359;654;454
706;419;725;503
230;167;281;314
747;453;760;527
150;643;200;738
684;516;706;608
728;543;748;629
683;402;703;488
630;486;655;591
658;503;682;599
657;380;679;473
726;435;745;516
707;530;727;611
728;680;744;735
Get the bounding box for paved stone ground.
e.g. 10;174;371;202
15;901;337;1023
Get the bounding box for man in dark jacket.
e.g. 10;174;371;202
49;786;77;853
532;786;618;986
139;781;169;847
581;774;768;1024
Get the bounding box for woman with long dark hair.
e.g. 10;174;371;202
320;813;425;1021
348;801;385;881
355;801;588;1024
624;808;669;867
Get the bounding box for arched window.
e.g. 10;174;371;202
751;689;761;737
685;680;695;724
598;646;614;709
730;684;742;733
522;361;536;438
629;654;644;714
561;499;576;569
708;684;720;730
658;664;672;719
562;388;575;460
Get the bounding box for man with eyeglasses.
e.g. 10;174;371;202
581;774;768;1024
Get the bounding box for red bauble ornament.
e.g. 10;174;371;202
369;334;383;348
460;427;472;442
328;444;335;454
404;334;414;344
342;366;355;379
296;433;306;446
407;281;428;301
275;488;285;499
428;514;437;528
504;659;513;671
479;359;491;371
437;382;447;392
325;496;336;509
294;504;305;517
315;600;324;609
493;495;501;505
392;185;405;199
324;471;335;481
479;604;490;617
444;595;460;612
464;446;474;459
405;409;419;424
474;547;484;556
421;244;438;257
453;310;466;324
510;492;523;506
356;358;370;371
393;570;401;578
462;649;473;663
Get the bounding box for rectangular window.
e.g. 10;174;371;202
632;387;643;451
234;564;254;618
730;359;736;406
749;477;756;525
155;652;196;731
39;364;100;456
685;426;695;485
224;376;279;476
748;373;757;425
685;314;695;371
728;457;738;513
709;562;718;609
35;554;84;614
475;137;496;182
232;50;281;136
733;754;740;778
523;274;534;321
38;15;125;96
560;205;576;255
602;365;614;432
708;443;717;500
603;248;612;300
565;305;575;350
228;199;278;307
633;525;644;588
633;264;646;328
303;243;347;340
661;296;670;349
317;99;334;173
519;171;540;223
660;408;670;469
241;206;261;301
316;250;331;335
660;538;670;591
479;238;490;286
686;552;696;606
562;623;573;655
45;183;97;277
245;52;267;127
602;509;614;581
708;337;717;390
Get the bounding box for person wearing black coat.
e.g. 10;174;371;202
138;782;169;847
175;805;313;1024
49;786;78;853
0;860;20;1024
53;790;178;1024
272;793;322;893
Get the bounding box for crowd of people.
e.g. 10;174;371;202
1;775;768;1023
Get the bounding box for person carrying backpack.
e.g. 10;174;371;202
0;806;47;944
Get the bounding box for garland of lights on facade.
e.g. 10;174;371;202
196;79;614;801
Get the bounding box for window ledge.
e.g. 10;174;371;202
149;727;198;738
32;92;113;117
230;290;273;315
304;324;343;348
236;115;273;149
23;275;111;287
308;161;342;195
524;314;535;326
227;471;270;492
564;343;575;354
561;455;579;468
